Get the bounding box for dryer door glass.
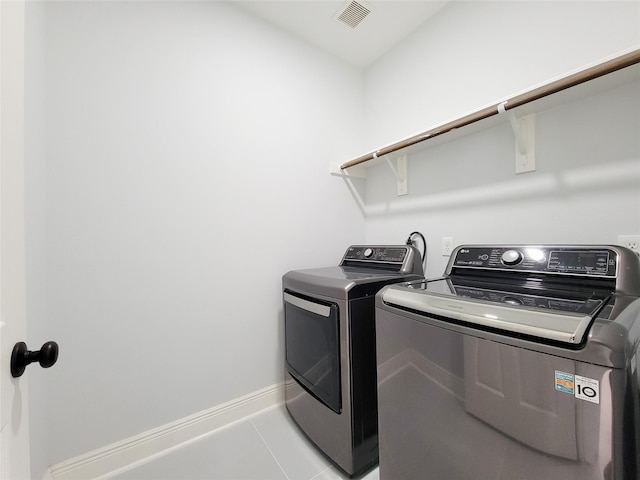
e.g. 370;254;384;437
284;290;341;413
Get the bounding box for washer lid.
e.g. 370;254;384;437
381;278;608;345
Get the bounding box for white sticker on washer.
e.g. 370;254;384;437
574;375;600;404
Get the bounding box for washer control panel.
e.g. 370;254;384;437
451;246;617;277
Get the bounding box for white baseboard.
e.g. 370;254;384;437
49;382;284;480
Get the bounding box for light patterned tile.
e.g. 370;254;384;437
250;405;332;480
311;465;379;480
111;419;287;480
109;404;380;480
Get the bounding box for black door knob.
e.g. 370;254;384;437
11;341;59;378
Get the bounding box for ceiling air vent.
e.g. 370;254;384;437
336;0;372;29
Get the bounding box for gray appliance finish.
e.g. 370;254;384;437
283;245;424;477
375;245;640;480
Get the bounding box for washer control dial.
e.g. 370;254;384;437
501;249;523;266
363;248;374;258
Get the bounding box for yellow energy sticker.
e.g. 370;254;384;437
555;370;574;394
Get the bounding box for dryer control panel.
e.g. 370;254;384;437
344;246;407;263
341;245;423;275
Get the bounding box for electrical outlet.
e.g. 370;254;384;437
618;235;640;254
442;237;454;256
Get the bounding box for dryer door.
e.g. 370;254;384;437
284;290;341;413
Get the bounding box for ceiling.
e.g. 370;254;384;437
234;0;449;68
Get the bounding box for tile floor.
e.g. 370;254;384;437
109;404;380;480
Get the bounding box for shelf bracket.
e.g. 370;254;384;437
498;102;536;174
330;154;407;196
329;162;367;179
382;154;408;196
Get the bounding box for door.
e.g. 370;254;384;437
283;290;341;413
0;1;31;478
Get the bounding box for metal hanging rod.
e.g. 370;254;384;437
340;49;640;171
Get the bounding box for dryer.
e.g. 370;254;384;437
283;245;423;477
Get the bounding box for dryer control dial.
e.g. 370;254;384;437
363;248;374;258
501;249;523;266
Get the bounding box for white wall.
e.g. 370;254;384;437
364;0;640;148
25;0;365;470
364;80;640;277
362;1;640;277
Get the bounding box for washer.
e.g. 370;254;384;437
375;245;640;480
283;245;424;477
